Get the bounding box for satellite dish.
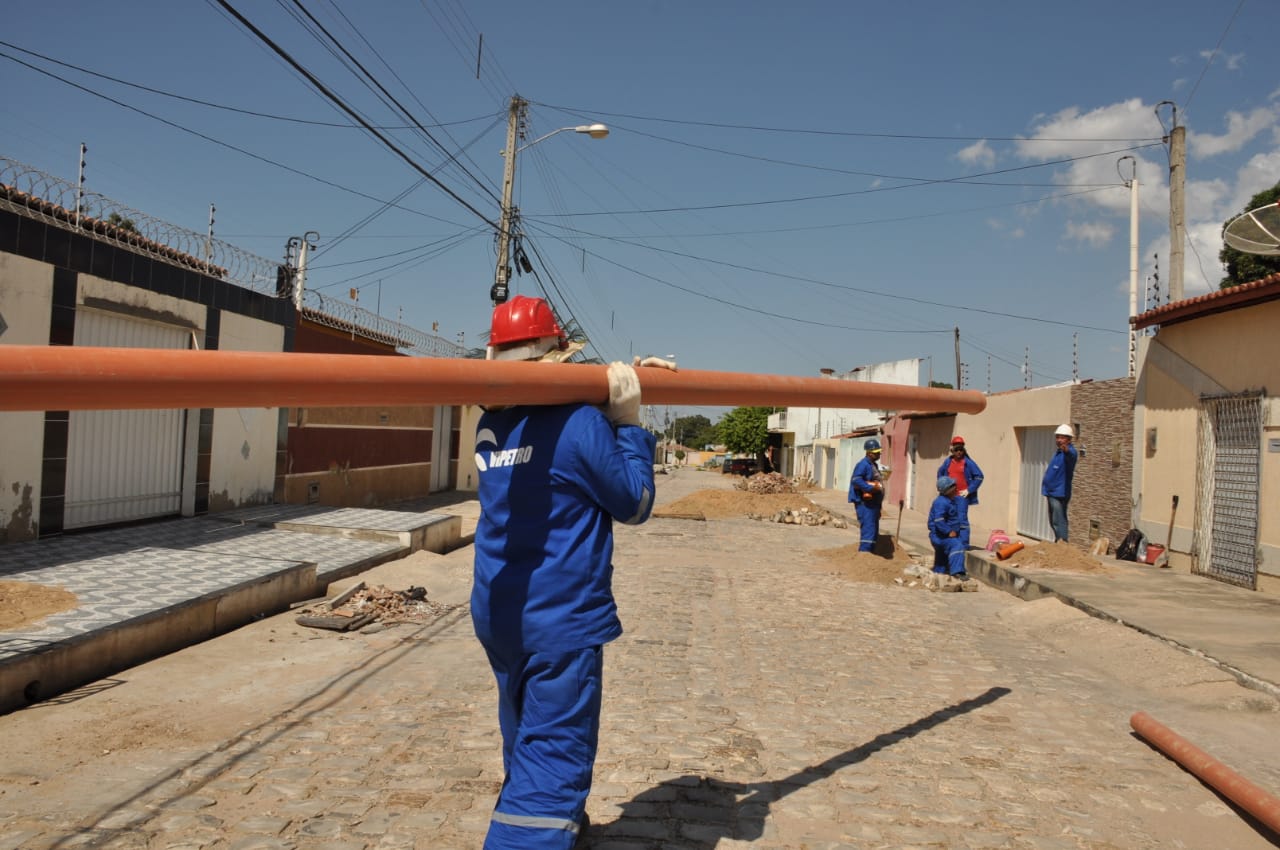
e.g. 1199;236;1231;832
1223;202;1280;256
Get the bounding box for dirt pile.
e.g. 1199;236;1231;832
0;581;79;631
1005;540;1114;574
654;488;823;520
810;541;919;587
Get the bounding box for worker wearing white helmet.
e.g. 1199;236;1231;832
473;295;673;848
1041;424;1078;542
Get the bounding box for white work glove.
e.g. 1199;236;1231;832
633;355;678;371
958;489;969;498
604;361;642;427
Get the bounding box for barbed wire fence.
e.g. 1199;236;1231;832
1;155;464;358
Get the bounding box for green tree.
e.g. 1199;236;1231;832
671;414;716;449
928;380;954;390
1219;181;1280;289
716;406;771;455
105;212;138;232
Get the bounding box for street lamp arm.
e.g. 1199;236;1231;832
516;123;610;153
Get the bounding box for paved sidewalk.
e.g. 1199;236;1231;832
799;485;1280;699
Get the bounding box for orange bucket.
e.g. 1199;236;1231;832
1143;544;1165;565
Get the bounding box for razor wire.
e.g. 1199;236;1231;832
302;289;466;358
1;155;464;358
0;155;278;294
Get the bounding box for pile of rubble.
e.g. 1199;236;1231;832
734;472;796;494
894;563;980;592
750;507;849;528
295;582;459;632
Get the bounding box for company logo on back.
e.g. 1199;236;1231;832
475;428;534;473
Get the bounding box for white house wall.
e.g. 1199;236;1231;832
784;358;921;448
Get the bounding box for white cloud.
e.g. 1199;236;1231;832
1201;50;1245;71
956;139;996;168
1016;99;1167;216
986;218;1026;239
1188;106;1279;157
1066;220;1114;247
1172;78;1187;92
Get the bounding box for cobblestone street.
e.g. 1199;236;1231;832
2;469;1279;849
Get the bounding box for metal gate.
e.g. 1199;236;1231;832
65;310;189;529
1017;427;1056;541
1194;392;1263;589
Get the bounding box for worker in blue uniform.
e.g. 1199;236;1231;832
1041;424;1078;542
928;476;969;579
848;438;885;552
472;295;670;850
935;436;984;548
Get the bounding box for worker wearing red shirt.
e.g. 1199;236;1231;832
936;436;983;548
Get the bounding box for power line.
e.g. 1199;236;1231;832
0;39;498;130
527;186;1118;240
0;49;474;229
1182;0;1247;114
527;219;1123;335
209;0;497;229
534;102;1165;143
537;143;1159;217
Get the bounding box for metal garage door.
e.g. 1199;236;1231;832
1194;393;1262;589
1017;427;1056;541
65;311;189;529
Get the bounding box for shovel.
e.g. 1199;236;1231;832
1159;495;1178;569
894;499;905;549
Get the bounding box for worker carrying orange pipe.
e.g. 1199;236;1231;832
0;343;987;414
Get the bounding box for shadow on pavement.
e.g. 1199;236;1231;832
588;685;1012;848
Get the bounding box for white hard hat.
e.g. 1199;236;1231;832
1055;424;1075;438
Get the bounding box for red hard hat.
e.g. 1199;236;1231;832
489;295;566;349
951;436;966;446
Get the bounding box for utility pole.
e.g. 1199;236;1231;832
1168;120;1186;303
492;95;527;305
1119;156;1139;378
75;142;87;230
953;326;961;389
205;203;216;262
1072;332;1079;383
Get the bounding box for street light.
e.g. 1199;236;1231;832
492;96;610;305
518;123;609;152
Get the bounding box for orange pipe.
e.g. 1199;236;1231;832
0;345;987;413
1131;711;1280;835
996;541;1025;560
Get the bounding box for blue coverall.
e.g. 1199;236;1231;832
1041;444;1078;542
848;456;884;552
928;492;967;575
473;403;656;850
936;455;984;547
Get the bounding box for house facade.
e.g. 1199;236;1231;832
1132;274;1280;590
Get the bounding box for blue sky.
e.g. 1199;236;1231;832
5;1;1278;419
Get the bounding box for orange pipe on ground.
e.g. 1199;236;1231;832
1131;711;1280;835
0;345;987;413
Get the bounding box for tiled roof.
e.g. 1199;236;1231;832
1132;272;1280;330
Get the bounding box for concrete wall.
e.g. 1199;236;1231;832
455;404;484;492
207;311;285;512
277;320;453;508
0;253;53;542
1134;300;1280;578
